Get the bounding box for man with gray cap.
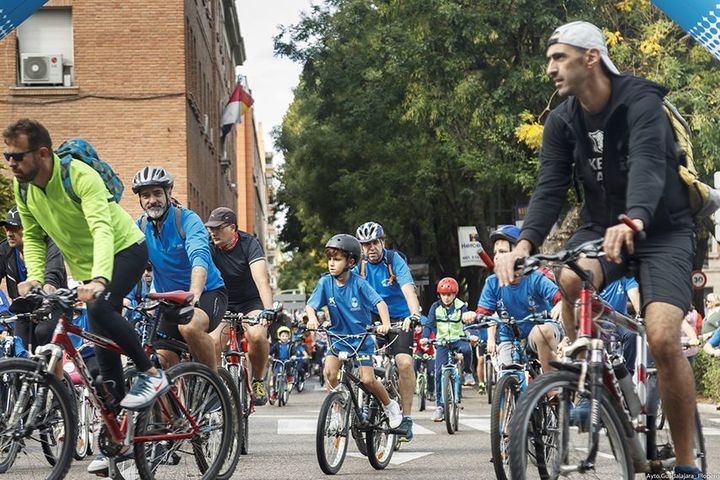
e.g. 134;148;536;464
0;206;67;347
494;21;700;478
205;206;275;405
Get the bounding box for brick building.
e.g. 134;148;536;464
0;0;245;220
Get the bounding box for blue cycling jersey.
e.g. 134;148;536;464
352;249;414;318
138;204;224;293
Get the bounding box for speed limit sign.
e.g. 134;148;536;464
691;270;707;290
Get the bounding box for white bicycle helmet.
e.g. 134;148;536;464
356;221;385;244
131;166;174;194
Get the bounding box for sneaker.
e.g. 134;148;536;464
463;373;476;386
120;370;169;411
398;416;413;442
673;464;703;480
252;380;268;406
383;399;403;429
87;454;109;476
477;382;486;394
431;405;444;422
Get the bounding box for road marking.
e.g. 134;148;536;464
347;451;433;465
277;418;317;434
702;427;720;436
459;418;491;432
412;423;436;435
252;414;318;419
709;418;720;424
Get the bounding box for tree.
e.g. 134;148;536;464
274;0;720;306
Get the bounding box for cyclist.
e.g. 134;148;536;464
205;206;275;405
412;318;435;399
3;120;167;420
463;226;562;375
305;234;402;428
293;332;312;384
421;277;473;422
355;221;420;441
0;205;67;350
494;21;700;479
268;325;295;402
133;166;226;370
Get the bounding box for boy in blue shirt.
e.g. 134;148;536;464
463;226;563;374
306;234;402;428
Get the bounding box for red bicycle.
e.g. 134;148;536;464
0;288;233;480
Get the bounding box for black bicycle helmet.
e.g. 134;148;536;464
325;234;362;265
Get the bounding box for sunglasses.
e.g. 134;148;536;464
3;149;37;162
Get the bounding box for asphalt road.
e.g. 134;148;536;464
6;376;720;479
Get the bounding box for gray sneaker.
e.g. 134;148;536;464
120;370;169;411
463;373;476;386
431;405;444;422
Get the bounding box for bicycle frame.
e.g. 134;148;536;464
433;340;462;406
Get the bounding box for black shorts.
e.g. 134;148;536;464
371;313;414;356
565;226;694;313
228;298;264;315
159;287;228;342
475;341;487;357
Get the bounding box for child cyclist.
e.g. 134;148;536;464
306;234;403;428
421;277;474;422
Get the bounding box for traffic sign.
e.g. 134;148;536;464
691;270;707;290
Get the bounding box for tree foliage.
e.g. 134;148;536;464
273;0;720;303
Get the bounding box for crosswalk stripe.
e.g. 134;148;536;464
459;418;491;432
347;451;434;465
412;423;436;435
277;418;317;434
702;427;720;436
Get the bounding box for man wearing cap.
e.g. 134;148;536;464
494;21;700;478
0;206;66;348
205;207;275;405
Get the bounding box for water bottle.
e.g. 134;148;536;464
611;356;641;417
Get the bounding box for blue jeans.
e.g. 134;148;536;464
434;339;472;406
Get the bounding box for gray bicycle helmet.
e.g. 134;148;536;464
325;234;363;265
131;166;174;194
355;221;384;244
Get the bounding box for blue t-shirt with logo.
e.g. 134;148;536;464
307;272;383;335
477;271;558;342
352;249;414;319
600;277;639;315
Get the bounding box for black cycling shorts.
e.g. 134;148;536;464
159;287;228;342
565;226;694;314
371;313;414;356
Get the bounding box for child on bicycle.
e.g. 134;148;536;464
305;234;403;428
421;277;474;422
413;317;435;399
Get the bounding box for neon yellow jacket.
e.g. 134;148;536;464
14;153;144;283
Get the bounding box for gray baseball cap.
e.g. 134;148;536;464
548;21;620;76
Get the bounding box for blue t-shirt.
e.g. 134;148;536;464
307;272;383;335
477;271;558;342
600;277;639;315
708;327;720;348
138;205;224;293
275;342;293;360
352;249;414;318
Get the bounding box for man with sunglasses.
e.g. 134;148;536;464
205;207;275;406
0;206;67;350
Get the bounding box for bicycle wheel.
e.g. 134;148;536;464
508;370;633;480
418;371;427;412
443;370;456;435
0;358;76;480
231;363;251;455
296;370;306;393
133;362;233;480
485;355;495;404
0;372;21;473
41;372;77;466
73;386;92;460
491;374;519;480
351;385;368;457
276;372;286;407
215;367;242;480
316;390;351;474
365;396;396;470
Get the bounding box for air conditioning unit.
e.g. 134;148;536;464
20;54;63;85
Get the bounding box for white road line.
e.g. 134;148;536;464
459;418;491;432
347;451;434;465
702;427;720;436
411;423;436;435
277;418;317;434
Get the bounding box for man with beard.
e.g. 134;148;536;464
132;166;227;370
205;207;275;405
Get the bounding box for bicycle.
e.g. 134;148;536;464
427;325;476;435
269;357;296;407
413;352;433;412
484;350;497;404
0;287;234;480
473;311;550;480
507;231;707;479
313;325;401;474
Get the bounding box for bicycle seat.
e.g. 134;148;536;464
500;363;524;371
373;367;386;379
148;291;195;305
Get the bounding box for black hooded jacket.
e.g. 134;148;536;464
0;237;67;299
519;75;692;250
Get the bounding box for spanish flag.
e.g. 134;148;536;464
220;83;254;141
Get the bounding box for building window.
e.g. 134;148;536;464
16;8;74;87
